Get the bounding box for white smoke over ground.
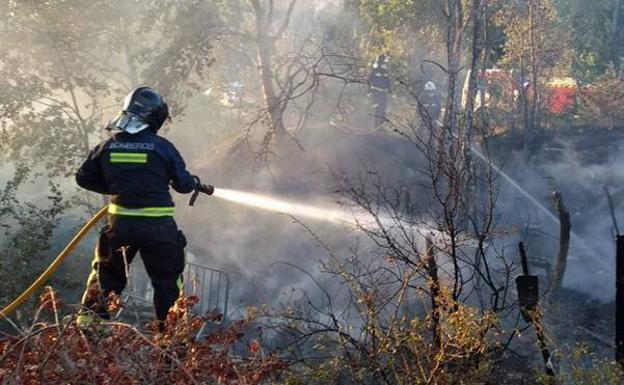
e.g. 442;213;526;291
172;117;624;315
175;126;423;313
489;131;624;301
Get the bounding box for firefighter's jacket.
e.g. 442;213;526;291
368;69;392;95
76;129;198;217
422;90;441;118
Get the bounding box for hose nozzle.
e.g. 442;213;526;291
188;176;214;206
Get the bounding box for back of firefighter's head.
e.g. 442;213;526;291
107;87;170;134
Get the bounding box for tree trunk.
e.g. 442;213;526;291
444;0;464;138
528;3;541;133
463;0;486;143
613;0;621;73
426;238;442;350
256;35;286;138
250;0;289;145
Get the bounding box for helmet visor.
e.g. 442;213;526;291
107;112;150;134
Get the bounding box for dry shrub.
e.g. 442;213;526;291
380;289;498;385
281;287;499;385
0;287;287;385
536;344;624;385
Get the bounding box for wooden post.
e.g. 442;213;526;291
519;242;530;276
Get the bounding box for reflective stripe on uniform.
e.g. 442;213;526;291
110;152;148;164
177;249;187;293
108;203;174;217
76;314;95;328
370;85;389;93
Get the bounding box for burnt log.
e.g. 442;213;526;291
603;186;624;365
550;191;570;294
616;235;624;364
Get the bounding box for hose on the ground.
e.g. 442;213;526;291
0;205;108;318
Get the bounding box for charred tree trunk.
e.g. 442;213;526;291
550;191;570;294
616;235;624;364
603;186;624;364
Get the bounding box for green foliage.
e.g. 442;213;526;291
0;166;67;316
0;1;125;175
495;0;572;75
351;0;445;52
554;0;624;80
578;68;624;128
138;0;218;113
0;0;218;175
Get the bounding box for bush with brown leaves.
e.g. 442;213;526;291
0;287;287;385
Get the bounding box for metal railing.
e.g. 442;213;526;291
123;258;230;324
183;261;230;322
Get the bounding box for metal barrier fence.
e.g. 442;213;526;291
123;258;230;324
183;261;230;321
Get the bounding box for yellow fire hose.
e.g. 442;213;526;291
0;205;108;318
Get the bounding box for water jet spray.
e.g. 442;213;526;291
212;188;374;228
451;129;610;270
200;187;464;250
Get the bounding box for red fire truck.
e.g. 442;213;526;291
461;69;587;131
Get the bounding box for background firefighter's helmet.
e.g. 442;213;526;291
108;87;170;134
424;81;436;91
372;54;388;70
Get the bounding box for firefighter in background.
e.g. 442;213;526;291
368;54;392;127
421;81;441;123
75;87;214;328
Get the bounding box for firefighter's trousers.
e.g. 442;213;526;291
371;92;388;127
81;215;186;321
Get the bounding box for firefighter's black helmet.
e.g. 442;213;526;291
120;87;170;131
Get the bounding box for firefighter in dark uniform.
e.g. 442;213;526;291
368;54;392;127
421;81;441;123
75;87;213;328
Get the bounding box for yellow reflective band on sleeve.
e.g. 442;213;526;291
108;203;174;217
110;152;148;164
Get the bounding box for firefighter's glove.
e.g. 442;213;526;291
200;184;214;195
